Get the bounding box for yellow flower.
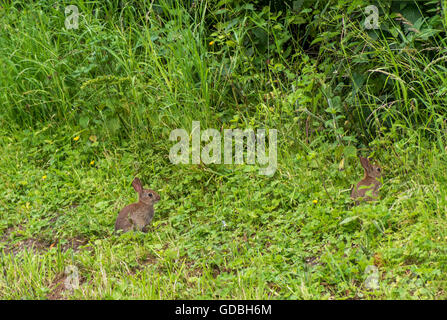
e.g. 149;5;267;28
90;160;95;165
42;175;47;180
73;136;80;141
313;199;318;204
209;41;214;45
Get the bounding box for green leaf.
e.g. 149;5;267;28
343;145;357;159
79;116;90;128
340;215;359;226
94;201;109;209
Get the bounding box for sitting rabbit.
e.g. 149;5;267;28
115;177;160;233
351;156;382;204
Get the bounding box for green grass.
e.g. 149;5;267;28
1;124;446;299
1;0;447;299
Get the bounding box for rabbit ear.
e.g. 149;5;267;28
359;156;371;171
132;177;143;193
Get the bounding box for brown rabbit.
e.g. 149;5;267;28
115;177;160;233
351;156;382;203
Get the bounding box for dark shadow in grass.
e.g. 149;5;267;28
1;226;90;255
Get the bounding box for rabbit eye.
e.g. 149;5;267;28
377;168;381;172
148;192;153;197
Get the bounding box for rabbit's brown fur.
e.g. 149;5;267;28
115;177;160;233
351;156;382;204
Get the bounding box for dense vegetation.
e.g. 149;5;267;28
0;0;446;299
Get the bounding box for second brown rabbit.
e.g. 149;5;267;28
351;156;382;204
115;177;160;233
